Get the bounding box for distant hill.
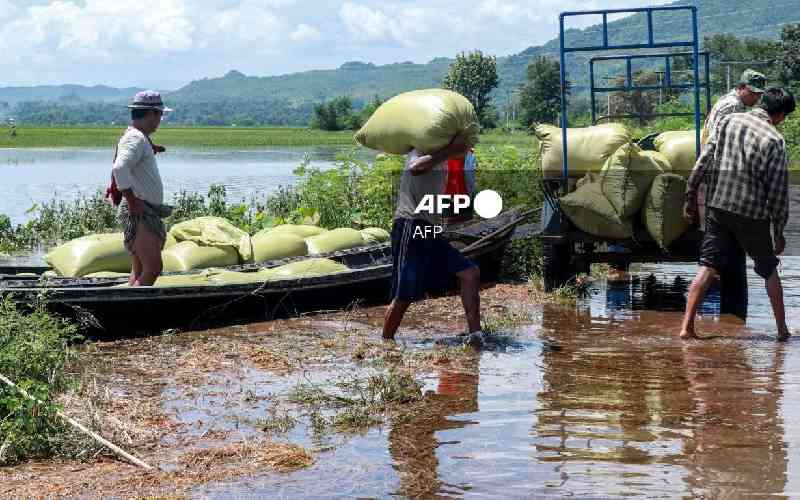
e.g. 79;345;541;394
9;0;800;125
0;84;142;107
167;62;453;106
168;0;800;117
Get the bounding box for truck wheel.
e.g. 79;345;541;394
542;242;570;292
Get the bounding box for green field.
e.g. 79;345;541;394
0;126;536;149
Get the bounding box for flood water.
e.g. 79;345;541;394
7;148;800;496
151;261;800;498
0;147;348;225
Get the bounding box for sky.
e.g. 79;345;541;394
0;0;670;90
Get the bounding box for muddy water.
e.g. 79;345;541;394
172;260;800;498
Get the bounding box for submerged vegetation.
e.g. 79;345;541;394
289;368;422;432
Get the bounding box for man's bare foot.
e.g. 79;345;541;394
778;329;791;342
679;329;698;340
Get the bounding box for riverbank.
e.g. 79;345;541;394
0;126;535;149
0;282;542;497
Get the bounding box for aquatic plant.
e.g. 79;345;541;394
260;408;298;435
482;308;535;334
288;368;422;432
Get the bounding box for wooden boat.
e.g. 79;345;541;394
0;209;531;334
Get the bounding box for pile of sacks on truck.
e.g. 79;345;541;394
44;217;390;287
536;124;698;249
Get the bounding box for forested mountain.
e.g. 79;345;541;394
8;0;800;125
0;85;142;107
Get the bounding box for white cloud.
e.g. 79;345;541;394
477;0;518;21
208;1;286;44
339;2;393;42
0;0;18;22
0;0;677;87
290;24;323;43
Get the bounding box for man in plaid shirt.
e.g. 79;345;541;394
680;87;795;341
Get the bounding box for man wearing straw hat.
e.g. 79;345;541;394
110;91;173;286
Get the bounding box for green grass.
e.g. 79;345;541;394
0;126;539;149
0;126;358;149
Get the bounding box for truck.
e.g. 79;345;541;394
538;5;749;319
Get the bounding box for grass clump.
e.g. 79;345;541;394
260;408;298;435
482;308;534;335
288;368;422;432
180;439;314;473
550;275;593;302
0;296;84;464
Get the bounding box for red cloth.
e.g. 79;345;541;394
106;174;122;206
445;157;468;196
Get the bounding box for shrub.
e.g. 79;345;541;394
0;297;82;464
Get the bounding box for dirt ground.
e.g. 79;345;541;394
0;282;540;499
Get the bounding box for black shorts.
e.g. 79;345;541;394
699;208;779;280
390;218;475;303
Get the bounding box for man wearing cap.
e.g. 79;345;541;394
112;91;173;286
695;70;768;231
702;69;767;145
681;87;795;341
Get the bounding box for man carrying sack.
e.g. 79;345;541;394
382;133;486;347
110;91;173;286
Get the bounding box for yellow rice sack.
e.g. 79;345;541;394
207;268;274;285
45;233;131;277
600;143;666;218
536;123;632;179
268;258;349;280
360;227;390;244
355;89;480;155
250;230;308;263
168;216;253;262
643;173;690;249
305;228;366;255
164;232;178;249
161;241;239;272
640;150;672;172
560;182;633;239
576;172;599;189
268;224;327;238
653;130;698;176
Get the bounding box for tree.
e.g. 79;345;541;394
359;95;384;125
443;50;498;127
310;96;361;131
519;56;561;127
608;71;681;125
705;33;780;93
780;24;800;85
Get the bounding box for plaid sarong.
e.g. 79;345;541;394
118;198;173;254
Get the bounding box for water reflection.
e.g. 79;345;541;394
388;355;480;497
532;267;794;497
